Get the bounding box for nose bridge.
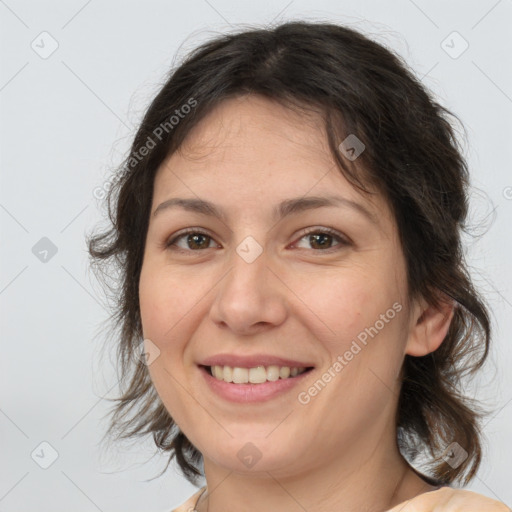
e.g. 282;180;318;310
224;234;271;298
235;234;265;266
209;234;287;332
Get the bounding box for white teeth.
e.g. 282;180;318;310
266;365;280;381
279;366;291;378
210;365;309;383
232;367;248;384
223;365;233;383
249;366;267;384
213;365;223;380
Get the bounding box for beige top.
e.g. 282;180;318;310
172;486;207;512
172;482;446;510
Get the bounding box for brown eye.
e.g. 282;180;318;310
293;227;349;252
165;230;216;251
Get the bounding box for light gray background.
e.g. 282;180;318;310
1;1;511;510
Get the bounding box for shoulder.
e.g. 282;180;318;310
388;486;511;512
171;486;207;512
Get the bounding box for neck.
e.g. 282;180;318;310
195;424;436;512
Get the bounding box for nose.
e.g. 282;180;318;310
208;244;288;336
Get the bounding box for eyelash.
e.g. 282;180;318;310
163;226;350;254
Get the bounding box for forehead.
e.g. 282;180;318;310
152;94;392;228
175;94;332;167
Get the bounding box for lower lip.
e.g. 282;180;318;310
199;366;314;403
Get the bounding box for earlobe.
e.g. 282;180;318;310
405;295;456;357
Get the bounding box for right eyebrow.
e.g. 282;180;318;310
152;195;378;226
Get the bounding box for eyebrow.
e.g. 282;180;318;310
152;195;378;225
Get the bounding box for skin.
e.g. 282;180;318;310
139;94;507;512
386;487;510;511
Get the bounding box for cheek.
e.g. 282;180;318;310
139;266;201;428
291;266;402;344
291;265;408;407
139;263;197;341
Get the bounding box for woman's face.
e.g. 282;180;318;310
139;94;419;477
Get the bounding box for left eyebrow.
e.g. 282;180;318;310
153;194;378;226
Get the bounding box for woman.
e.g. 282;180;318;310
87;21;510;511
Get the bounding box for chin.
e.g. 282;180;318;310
203;438;305;476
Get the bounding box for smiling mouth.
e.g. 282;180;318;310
201;364;314;384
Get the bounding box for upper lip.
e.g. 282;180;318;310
199;354;315;368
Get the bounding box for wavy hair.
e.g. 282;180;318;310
87;21;491;486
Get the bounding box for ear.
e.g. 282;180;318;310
405;293;455;357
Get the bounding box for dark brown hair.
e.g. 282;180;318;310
87;20;491;487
